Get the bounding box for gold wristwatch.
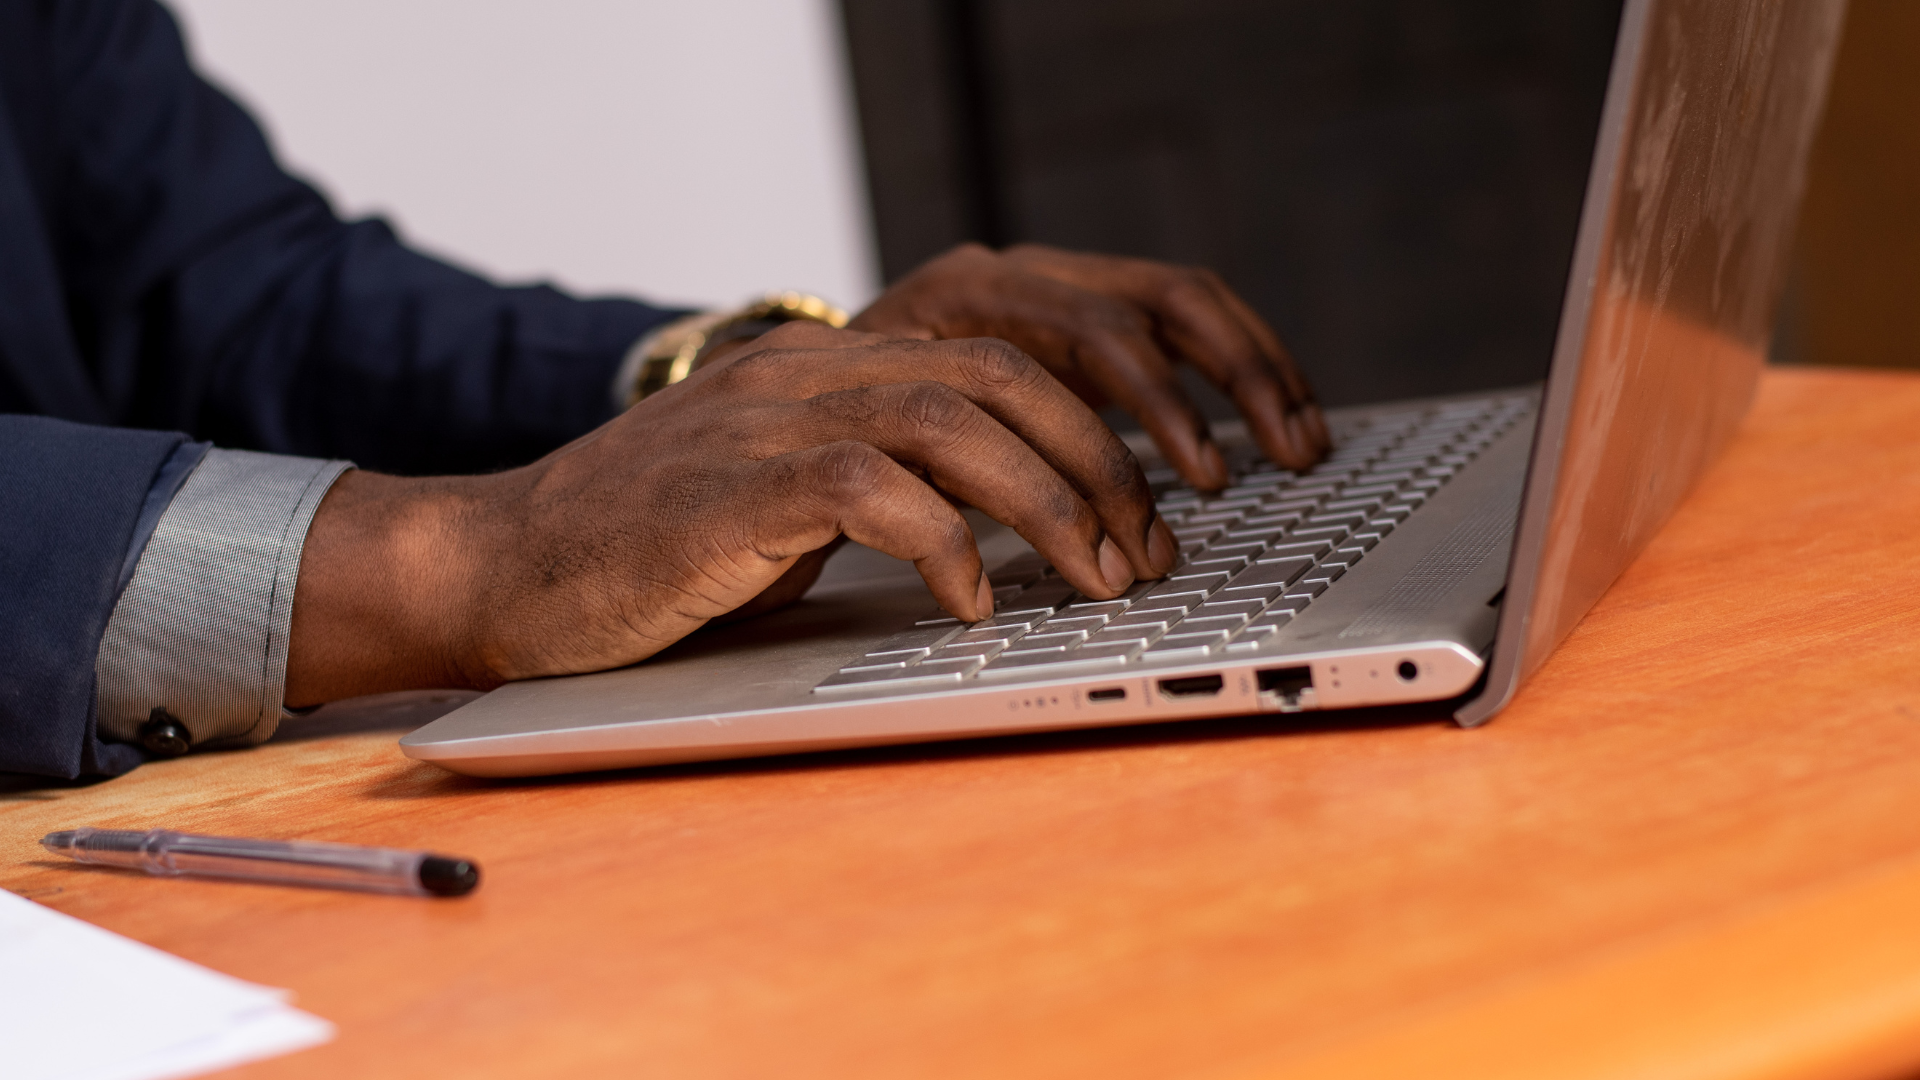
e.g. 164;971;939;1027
622;291;849;407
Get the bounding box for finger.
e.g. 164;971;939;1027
751;441;993;622
1204;276;1331;452
955;274;1234;491
850;247;1230;490
714;336;1176;578
773;380;1145;599
1154;269;1320;469
1008;248;1323;468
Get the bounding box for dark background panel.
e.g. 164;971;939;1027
839;0;1626;411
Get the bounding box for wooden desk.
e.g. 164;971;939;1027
6;367;1920;1080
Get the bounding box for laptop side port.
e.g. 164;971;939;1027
1158;674;1225;699
1087;687;1127;703
1257;666;1318;711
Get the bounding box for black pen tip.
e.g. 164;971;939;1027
418;855;480;897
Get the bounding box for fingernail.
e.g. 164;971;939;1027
1097;536;1135;593
1199;440;1228;489
1146;516;1177;576
1284;413;1312;461
1305;404;1331;447
975;572;994;621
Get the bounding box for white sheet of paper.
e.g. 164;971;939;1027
0;889;334;1080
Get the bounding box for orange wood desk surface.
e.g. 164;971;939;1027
6;366;1920;1080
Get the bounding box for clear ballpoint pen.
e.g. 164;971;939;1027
40;827;480;897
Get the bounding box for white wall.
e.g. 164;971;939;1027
166;0;880;311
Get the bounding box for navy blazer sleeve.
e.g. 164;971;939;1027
0;0;679;475
0;416;186;778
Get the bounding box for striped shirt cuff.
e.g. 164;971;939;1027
94;449;353;750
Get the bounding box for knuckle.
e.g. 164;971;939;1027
808;440;893;501
1164;269;1215;309
756;322;824;348
897;381;972;435
711;348;780;389
1084;297;1149;338
957;337;1039;390
1100;441;1152;506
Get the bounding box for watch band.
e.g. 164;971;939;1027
619;292;849;408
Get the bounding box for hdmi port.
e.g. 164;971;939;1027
1158;674;1224;699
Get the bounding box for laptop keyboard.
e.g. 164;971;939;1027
812;393;1535;696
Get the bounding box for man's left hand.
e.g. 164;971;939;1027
852;243;1330;490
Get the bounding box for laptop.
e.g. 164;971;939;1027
400;0;1845;777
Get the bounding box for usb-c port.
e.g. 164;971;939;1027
1087;687;1127;703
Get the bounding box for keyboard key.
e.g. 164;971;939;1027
1199;541;1268;561
1238;512;1305;532
929;640;1008;661
1262;540;1334;561
1223;526;1290;545
974;612;1048;632
1284;580;1331;601
862;647;932;664
1088;625;1166;647
975;651;1133;681
1172;523;1225;543
1180;614;1249;634
1187;553;1251;574
953;626;1028;645
1291;525;1353;545
1060;599;1132;619
1164;571;1231;594
1302;562;1347;585
1038;615;1109;635
1322;496;1384;514
1229;558;1314;589
872;624;966;652
1220;583;1286;604
1194;597;1269;620
1077;640;1146;662
1143;631;1230;661
1018;630;1090;650
813;667;918;692
1306;510;1373;528
1131;589;1209;613
1107;610;1181;631
812;655;986;695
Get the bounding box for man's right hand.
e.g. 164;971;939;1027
284;324;1180;706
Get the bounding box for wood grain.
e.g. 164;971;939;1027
5;367;1920;1080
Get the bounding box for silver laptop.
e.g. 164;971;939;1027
401;0;1844;777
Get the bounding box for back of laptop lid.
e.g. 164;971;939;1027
1458;0;1847;725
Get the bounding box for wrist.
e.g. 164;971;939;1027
285;470;495;705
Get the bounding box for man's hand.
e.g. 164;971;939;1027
285;325;1179;705
853;243;1330;490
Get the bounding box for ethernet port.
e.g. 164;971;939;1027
1256;666;1314;708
